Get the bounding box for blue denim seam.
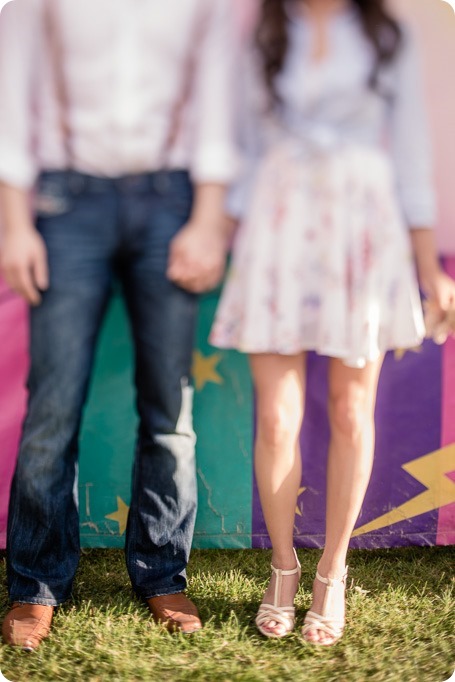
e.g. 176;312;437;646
144;587;188;600
8;596;69;607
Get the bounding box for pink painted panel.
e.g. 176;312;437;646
232;0;258;39
0;281;28;548
437;256;455;544
387;0;455;254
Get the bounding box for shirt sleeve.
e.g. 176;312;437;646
389;24;437;229
226;46;267;219
189;0;239;185
0;0;40;189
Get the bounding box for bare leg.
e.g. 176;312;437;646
303;356;383;645
250;353;306;636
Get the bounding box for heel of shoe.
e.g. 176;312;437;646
255;549;301;639
301;567;348;646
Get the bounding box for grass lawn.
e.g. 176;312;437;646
0;546;454;681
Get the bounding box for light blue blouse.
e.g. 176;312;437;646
229;6;436;228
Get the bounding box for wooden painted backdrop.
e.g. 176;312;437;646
0;0;454;549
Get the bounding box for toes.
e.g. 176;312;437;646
303;628;318;642
262;620;286;637
303;627;335;645
317;629;332;645
317;630;336;646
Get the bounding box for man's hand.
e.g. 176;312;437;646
1;224;49;305
167;221;229;293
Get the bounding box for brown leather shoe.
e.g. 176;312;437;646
147;593;202;634
2;603;54;651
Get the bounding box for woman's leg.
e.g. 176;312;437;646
304;356;383;645
250;352;306;636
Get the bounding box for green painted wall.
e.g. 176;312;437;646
79;290;253;549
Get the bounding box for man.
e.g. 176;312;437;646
0;0;237;650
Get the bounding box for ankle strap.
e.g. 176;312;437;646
271;563;300;576
316;566;348;587
270;548;301;576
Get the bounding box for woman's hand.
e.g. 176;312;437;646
421;269;455;344
409;228;455;343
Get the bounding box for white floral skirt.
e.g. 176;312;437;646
210;140;425;368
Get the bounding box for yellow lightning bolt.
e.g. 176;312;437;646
295;487;307;517
352;444;455;537
105;497;130;536
394;346;422;361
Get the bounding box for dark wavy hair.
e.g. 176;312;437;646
256;0;402;102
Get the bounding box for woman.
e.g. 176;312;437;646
210;0;455;646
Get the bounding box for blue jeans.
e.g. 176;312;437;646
6;170;198;605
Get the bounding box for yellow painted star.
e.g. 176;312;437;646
295;487;307;517
192;350;224;391
105;497;130;536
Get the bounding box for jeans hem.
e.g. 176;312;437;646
9;595;69;607
143;587;187;600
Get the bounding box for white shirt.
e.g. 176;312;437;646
0;0;239;188
230;5;436;228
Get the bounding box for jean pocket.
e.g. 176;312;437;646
34;174;74;218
